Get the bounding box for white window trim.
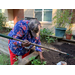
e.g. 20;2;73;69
34;9;52;23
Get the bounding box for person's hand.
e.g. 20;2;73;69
40;54;45;62
39;52;45;62
21;40;31;47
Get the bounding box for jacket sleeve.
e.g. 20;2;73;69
34;37;42;52
11;24;24;47
26;37;42;51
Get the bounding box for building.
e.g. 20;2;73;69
0;9;56;31
0;9;75;35
0;9;24;28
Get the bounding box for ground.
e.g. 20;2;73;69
42;42;75;65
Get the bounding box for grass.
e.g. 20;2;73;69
0;28;11;65
0;52;10;65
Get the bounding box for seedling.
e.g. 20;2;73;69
29;56;47;65
47;50;49;51
13;56;18;65
14;61;18;65
29;56;36;61
46;37;56;44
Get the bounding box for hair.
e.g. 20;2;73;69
28;19;41;33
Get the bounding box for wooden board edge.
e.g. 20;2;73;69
18;51;39;65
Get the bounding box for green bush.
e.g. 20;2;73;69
40;28;53;41
40;28;53;35
0;13;7;30
46;37;57;43
40;28;57;43
53;9;73;28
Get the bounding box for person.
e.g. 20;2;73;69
8;19;45;65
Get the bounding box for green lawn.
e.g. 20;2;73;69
0;31;11;65
0;28;11;65
0;53;10;65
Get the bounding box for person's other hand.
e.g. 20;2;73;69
40;54;45;62
39;52;45;62
21;40;31;47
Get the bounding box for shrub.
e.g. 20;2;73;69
0;13;7;30
40;28;57;43
40;28;54;41
53;9;73;28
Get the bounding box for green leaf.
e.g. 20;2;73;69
29;56;36;61
14;61;18;65
47;50;49;51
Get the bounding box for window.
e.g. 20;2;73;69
35;9;52;22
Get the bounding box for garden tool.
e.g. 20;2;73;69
0;33;75;58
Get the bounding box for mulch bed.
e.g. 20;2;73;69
42;43;75;65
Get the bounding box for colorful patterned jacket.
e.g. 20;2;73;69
8;20;42;56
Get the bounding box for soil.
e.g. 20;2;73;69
42;42;75;65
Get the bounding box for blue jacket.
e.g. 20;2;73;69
8;20;42;56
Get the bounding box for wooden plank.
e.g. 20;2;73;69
42;34;63;39
0;44;8;51
18;51;39;65
0;36;8;40
0;40;8;47
0;37;8;42
0;47;10;55
42;34;75;43
61;38;75;42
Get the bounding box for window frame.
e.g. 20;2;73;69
34;9;52;23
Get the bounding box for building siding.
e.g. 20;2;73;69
8;9;13;21
24;9;34;18
24;9;56;33
1;9;75;35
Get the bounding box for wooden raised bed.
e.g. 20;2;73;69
18;42;75;65
18;51;39;65
18;33;75;65
42;34;75;44
0;37;9;55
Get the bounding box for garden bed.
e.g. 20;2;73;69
42;42;75;65
18;42;75;65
